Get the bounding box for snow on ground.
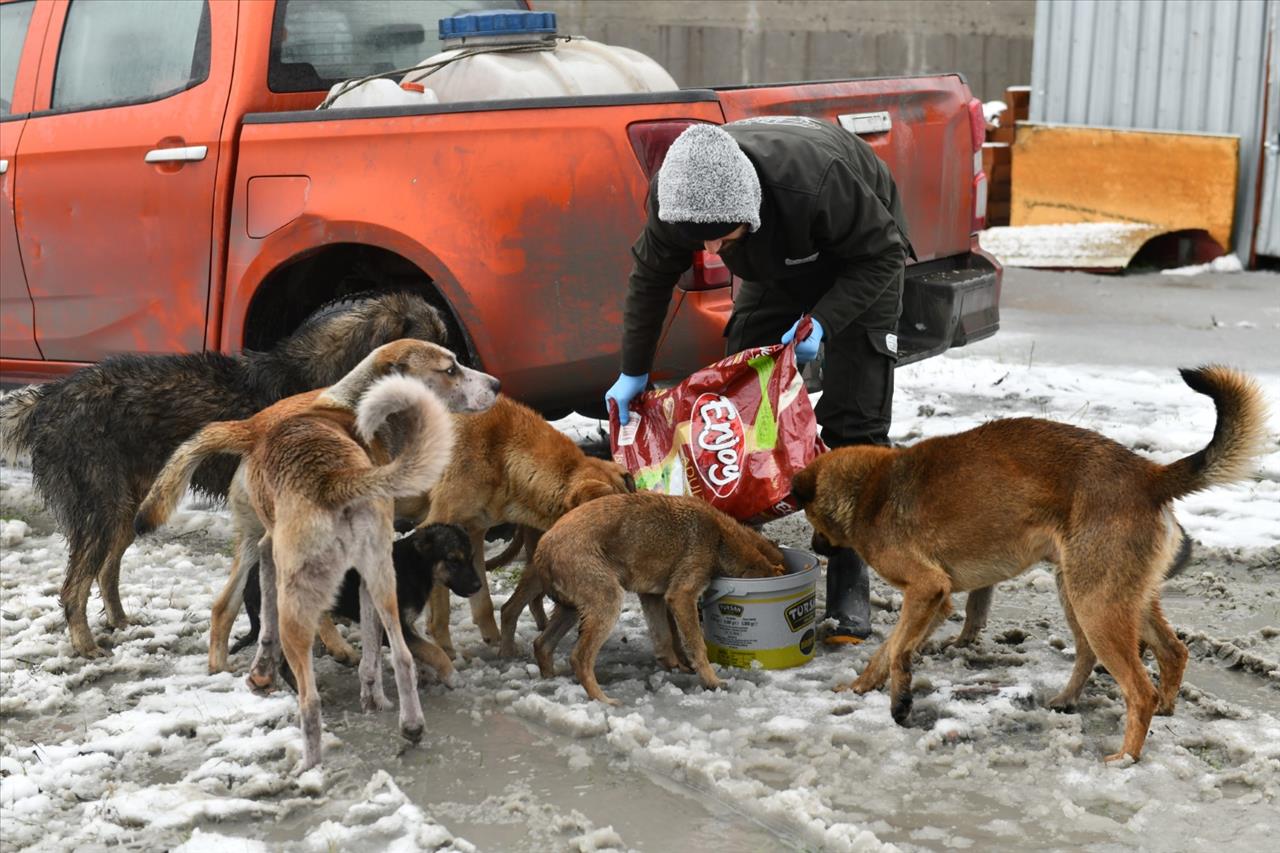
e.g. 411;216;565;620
2;352;1278;852
1161;254;1245;277
979;222;1164;269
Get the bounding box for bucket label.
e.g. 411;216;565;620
717;602;744;617
784;594;816;632
689;394;745;497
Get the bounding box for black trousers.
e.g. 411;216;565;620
724;268;902;449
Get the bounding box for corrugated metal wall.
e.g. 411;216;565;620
1258;13;1280;257
1030;0;1277;260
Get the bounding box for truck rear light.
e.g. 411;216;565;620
627;120;706;179
972;173;988;233
688;250;731;290
967;98;988;234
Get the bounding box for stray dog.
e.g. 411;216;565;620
233;524;482;689
395;396;635;656
132;340;496;676
137;343;499;770
499;493;786;704
791;366;1268;762
0;292;448;657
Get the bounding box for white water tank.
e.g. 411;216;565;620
325;77;439;110
403;10;677;103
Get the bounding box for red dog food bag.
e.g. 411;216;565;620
608;330;826;524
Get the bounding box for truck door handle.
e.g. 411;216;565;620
144;145;208;164
0;159;8;174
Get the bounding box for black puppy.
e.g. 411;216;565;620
234;523;480;687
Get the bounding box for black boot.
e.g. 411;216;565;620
823;547;872;644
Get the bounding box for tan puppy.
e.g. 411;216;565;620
136;341;500;770
397;396;634;656
499;493;786;704
791;366;1268;763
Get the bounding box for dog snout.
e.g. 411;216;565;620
457;366;500;413
451;570;483;597
811;531;837;556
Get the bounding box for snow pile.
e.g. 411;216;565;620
1162;253;1245;276
979;222;1162;269
983;99;1007;126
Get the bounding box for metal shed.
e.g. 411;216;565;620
1030;0;1279;261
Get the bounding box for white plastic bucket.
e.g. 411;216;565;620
701;547;820;670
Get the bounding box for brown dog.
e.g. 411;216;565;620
397;396;635;656
499;493;786;704
136;341;499;770
791;366;1268;762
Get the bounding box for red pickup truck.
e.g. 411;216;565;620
0;0;999;418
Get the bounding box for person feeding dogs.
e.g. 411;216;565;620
605;117;912;645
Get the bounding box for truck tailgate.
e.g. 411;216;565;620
715;76;977;263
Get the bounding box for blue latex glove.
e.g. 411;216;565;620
605;372;648;425
781;316;824;365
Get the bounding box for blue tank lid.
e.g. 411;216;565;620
439;10;558;40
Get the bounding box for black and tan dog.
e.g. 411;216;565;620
0;292;448;657
791;366;1268;762
500;493;786;704
233;524;481;689
137;340;500;770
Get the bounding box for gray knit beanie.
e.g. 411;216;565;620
657;124;762;232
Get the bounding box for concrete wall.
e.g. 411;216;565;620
539;0;1036;101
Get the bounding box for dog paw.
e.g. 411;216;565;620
1104;751;1136;766
890;692;913;725
498;641;517;659
74;641;109;660
1047;692;1078;713
246;671;274;694
848;676;883;695
104;613;137;631
361;690;390;713
401;721;425;743
330;647;360;667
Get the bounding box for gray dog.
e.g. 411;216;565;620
0;292;450;657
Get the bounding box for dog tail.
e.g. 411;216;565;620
135;421;255;535
1165;524;1194;580
326;375;454;505
0;385;45;465
1155;366;1269;503
486;526;527;571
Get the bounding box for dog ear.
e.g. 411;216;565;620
566;480;606;509
791;465;818;507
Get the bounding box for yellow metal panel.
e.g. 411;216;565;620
1011;123;1239;251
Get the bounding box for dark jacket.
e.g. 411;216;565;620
621;117;912;376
